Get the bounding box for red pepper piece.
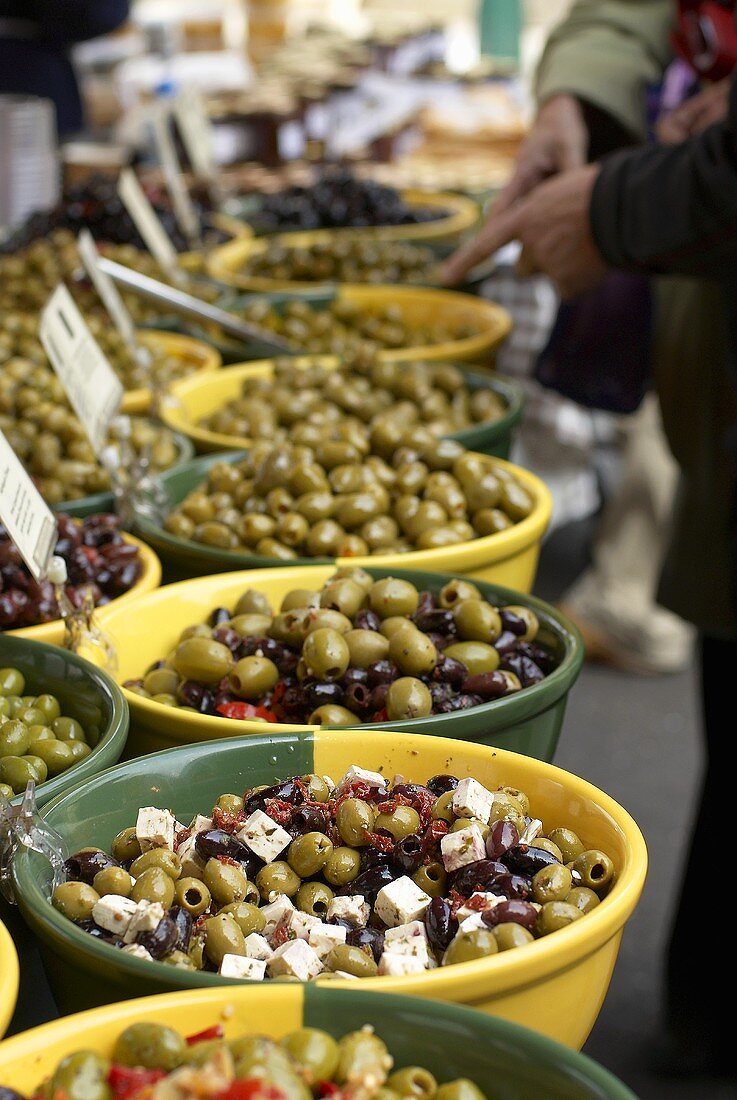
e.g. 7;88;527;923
186;1023;225;1045
216;1081;287;1100
108;1064;166;1098
216;701;278;723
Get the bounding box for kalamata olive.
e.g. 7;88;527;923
436;694;481;713
460;671;508;700
244;779;306;815
290;804;329;835
64;849;120;885
500;609;527;635
355;609;381;632
212;627;242;652
413;609;457;634
0;1087;25;1100
430;683;454;707
307;681;344;708
482;899;538;930
344;682;372;712
501;844;560;876
517;641;557;674
369;683;391;711
361;846;391;870
493;630;519;654
366;660;399;686
346;926;385;964
178;681;216;713
487;872;532;901
137;914;180;959
415;590;437;615
426;632;450;651
342;667;369;687
500;653;545;687
392;834;424;875
425;896;457;952
210;606;231;627
340;863;395;901
76;918;124;947
195;830;259;877
393;783;429;800
450;860;506;897
426;774;460;795
170;905;193;951
486;819;520;860
431;657;466;687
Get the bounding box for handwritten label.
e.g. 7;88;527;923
118;168;182;282
39;285;124;457
150;104;202;247
77;230;139;353
174;89;216;180
0;431;56;581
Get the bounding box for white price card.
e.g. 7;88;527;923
150;104;202;248
118;168;183;283
77;230;138;354
0;430;56;581
39;285;124;458
174;89;216;181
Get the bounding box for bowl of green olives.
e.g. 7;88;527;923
97;565;581;760
10;731;646;1048
161;357;524;461
135;440;551;592
0;986;637;1099
0;636;128;808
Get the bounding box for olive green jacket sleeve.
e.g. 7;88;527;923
535;0;674;140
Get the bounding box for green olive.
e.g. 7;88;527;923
52;881;100;922
130;867;175;907
431;791;455;822
324;944;378;979
143;668;180;696
174;877;212;917
93;867;134;898
566;887;601;914
334;1029;390;1087
288;831;333;877
532;864;572;904
228;614;274;637
529;838;563;862
387;1067;437;1099
547;827;585;864
336;797;375;846
437;580;481;609
49;1051;112;1100
0;668;25;696
0;754;47;792
374;805;421;841
230;656;279;700
503;605;539;641
112;1022;186;1071
473;509;513;536
301;774;330;802
302;629;350;681
256;861;301;901
111;826;141;863
172;637;234;684
281;1028;339;1083
234;589;272;616
369;577;419;619
569;850;616;893
320;578;366;618
344;629;390;669
295;880;334;918
443;641;500;676
435;1080;487;1100
442;929;498;966
217;793;245;815
204;857;251;906
204;912;246;966
453;600;502;643
388;629;438;677
536;901;584;936
220;901;266;935
323;846;361;885
130;850;182;882
386;677;432;721
0;719;30;758
28;738;75;777
308;705;360;727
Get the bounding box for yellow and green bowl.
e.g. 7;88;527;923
134;451;551;591
0;986;636;1099
160;356;524;460
95;565;582;759
120;330;222;416
12;731;647;1048
5;533;161;648
0;920;18;1039
0;635;129;808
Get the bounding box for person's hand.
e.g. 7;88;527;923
657;77;731;144
443;93;587;284
446;164;608;299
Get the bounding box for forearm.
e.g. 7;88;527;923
24;0;129;43
535;0;673;141
591;79;737;277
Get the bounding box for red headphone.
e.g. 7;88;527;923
672;0;737;79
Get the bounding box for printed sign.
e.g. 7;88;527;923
77;229;138;353
0;430;56;580
118;168;182;281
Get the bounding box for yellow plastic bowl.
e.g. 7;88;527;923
0;920;18;1039
120;330;222;416
6;533;161;647
178;212;253;274
11;732;647;1048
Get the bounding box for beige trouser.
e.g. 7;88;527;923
562;392;694;672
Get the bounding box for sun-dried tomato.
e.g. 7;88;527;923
264;798;293;825
317;1083;343;1098
212;806;243;834
271;918;293;948
108;1065;166;1098
216;853;239;867
363;830;395;854
448;888;466;916
175;826;192;847
412;788;437;829
377;793;413;815
216;1080;286;1100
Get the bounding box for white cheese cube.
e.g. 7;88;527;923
261;894;296;938
176;832;206;878
237;810;292;864
189;814;214;834
440;823;487;872
121;944;154;961
322;774;336;793
92;894;138;936
123;900;165;943
136;806;176;852
452;779;494;824
326;895;370;928
309;922;347;959
383;922;431;965
333;970;360;981
267;939;324;981
374;876;432;928
378;952;426;976
337;765;386;793
459;913;488;934
289;910;321;941
244;933;274;961
220;954;267;980
457;893;503;922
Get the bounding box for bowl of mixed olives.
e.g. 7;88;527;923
135;437;550;591
0;987;637;1100
11;731;646;1047
2;513;162;648
0;635;128;808
162;357;524;462
98;566;581;760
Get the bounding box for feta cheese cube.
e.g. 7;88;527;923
237;810;292;864
452;779;494;824
289;910;321;941
261;894;296;937
189;814;214;834
326;895;370;928
459;913;488;934
245;933;274;961
220;954;267;980
378;952;426;976
337;765;385;793
121;944;154;961
92;894;138;936
456;893;503;922
267;939;324;981
440;823;487;872
383;922;431;966
308;922;347;959
176;832;205;878
123;900;165;943
333;970;360;981
136;807;175;852
374;876;432;928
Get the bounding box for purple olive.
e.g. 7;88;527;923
64;849;120;885
486;819;520;860
137;914;180;959
431;656;466;687
366;660;399;686
450;860;506;897
493;630;519;654
517;641;557;674
346;926;385;963
501;845;560;876
340;863;396;902
342;667;369;687
460;671;508;700
77;918;124;946
209;606;231;627
500;609;527;636
430;682;454;707
500;653;544;687
425;896;457;952
244;779;306;816
290;805;329;835
194;830;259;877
369;683;391;711
355;609;382;632
487;872;532;901
482;899;538;930
212;626;242;653
392;834;424;875
307;681;344;708
426;774;459;795
413;608;456;635
170;906;193;951
178;681;215;713
344;682;372;713
435;694;481;713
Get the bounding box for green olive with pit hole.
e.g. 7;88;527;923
174;877;212;917
302;629;350;680
288;831;334;877
386;677;432;721
230;656;280;700
323;846;361;885
569;849;616;893
295;880;334;918
413;861;446;897
130;849;182;882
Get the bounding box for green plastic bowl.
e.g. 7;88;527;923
0;635;129;808
57;430;195;519
96;565;581;760
0;985;636;1100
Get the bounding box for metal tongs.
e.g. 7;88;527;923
0;782;69;904
97;257;297;355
